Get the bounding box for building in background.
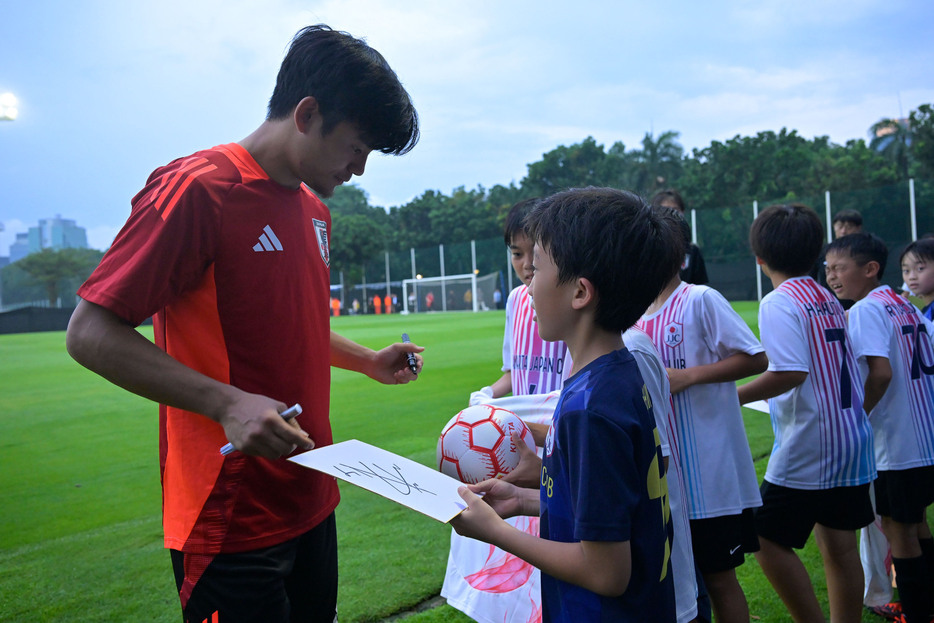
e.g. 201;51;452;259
7;215;88;262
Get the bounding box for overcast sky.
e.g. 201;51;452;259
1;0;932;254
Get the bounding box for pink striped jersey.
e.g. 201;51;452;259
758;276;876;489
636;282;762;518
502;285;568;396
849;285;934;470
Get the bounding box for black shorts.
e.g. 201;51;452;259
755;481;873;549
689;508;760;574
171;513;338;623
875;466;934;524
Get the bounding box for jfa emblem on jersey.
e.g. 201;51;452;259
664;322;683;348
313;218;330;267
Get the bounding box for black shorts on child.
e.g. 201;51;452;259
689;508;759;573
754;481;874;549
875;465;934;524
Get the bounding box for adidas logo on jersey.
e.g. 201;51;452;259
253;225;283;252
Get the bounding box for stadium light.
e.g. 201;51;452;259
0;92;18;121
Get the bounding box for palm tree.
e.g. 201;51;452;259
869;117;911;179
627;130;684;194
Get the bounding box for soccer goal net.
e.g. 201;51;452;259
401;272;499;314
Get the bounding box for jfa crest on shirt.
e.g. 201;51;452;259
313;217;330;266
664;322;683;348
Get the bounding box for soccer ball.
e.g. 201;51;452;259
436;404;536;484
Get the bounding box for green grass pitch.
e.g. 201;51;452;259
0;308;906;621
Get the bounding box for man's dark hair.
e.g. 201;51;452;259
503;197;541;246
650;188;686;213
831;209;863;227
750;203;824;276
267;24;419;155
826;233;888;279
901;238;934;265
525;187;682;332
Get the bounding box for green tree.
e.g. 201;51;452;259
625;130;684;194
324;185;390;284
13;247;103;305
870;117;912;180
521;137;610;196
909;103;934;177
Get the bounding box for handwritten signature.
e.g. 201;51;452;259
333;462;437;496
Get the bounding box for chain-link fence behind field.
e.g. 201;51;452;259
332;179;931;309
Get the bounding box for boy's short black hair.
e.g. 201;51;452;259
268;24;419;155
525;187;682;332
503;197;541;246
826;233;888;280
750;203;824;276
832;209;863;227
650;189;686;213
901;238;934;265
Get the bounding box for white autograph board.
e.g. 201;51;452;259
289;439;468;523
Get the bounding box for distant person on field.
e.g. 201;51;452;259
443;197;569;623
65;24;423;623
824;233;934;623
651;189;708;285
451;187;682;622
384;293;392;314
373;293;382;314
739;203;876;623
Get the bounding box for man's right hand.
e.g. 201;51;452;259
218;394;314;459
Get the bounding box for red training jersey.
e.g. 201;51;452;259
78;143;338;554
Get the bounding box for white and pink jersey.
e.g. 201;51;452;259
623;328;698;623
636;282;762;518
759;276;876;489
502;285;568;395
849;285;934;471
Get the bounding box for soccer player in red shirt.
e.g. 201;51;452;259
66;25;422;623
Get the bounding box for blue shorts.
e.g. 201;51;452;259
755;481;873;549
171;513;337;623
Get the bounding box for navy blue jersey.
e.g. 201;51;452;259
540;348;675;622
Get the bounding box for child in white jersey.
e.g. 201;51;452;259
636;206;766;623
444;198;569;623
901;238;934;323
824;233;934;623
739;203;876;623
469;198;569;405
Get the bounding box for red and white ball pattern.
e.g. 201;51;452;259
436;404;536;484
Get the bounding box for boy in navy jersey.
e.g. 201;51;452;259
444;198;569;622
824;233;934;623
451;187;682;622
740;204;876;623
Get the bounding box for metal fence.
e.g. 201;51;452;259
334;178;932;307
